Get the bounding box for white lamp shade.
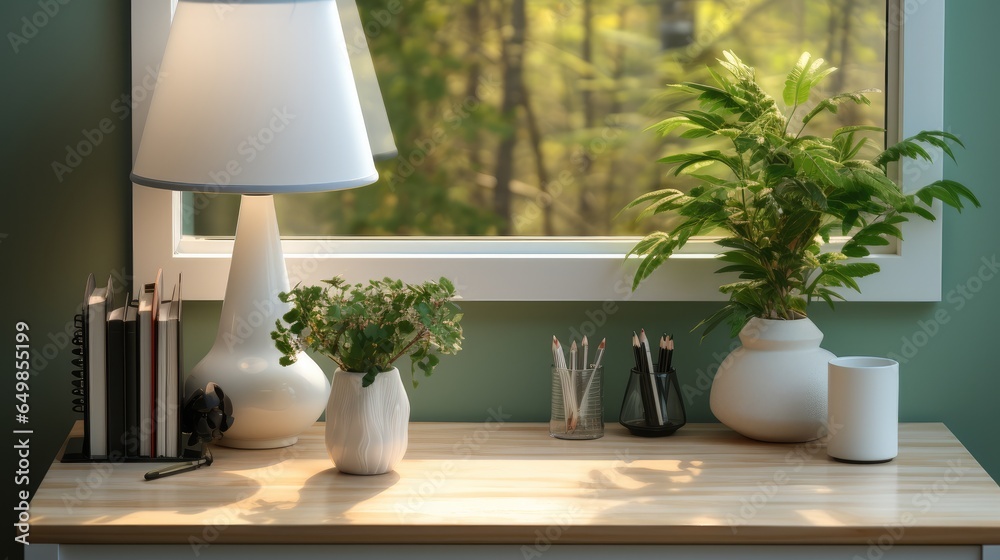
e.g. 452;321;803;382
131;0;379;193
336;0;397;161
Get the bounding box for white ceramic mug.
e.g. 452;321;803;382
827;357;899;463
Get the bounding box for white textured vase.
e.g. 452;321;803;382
710;317;835;442
326;367;410;475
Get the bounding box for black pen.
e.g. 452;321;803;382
144;453;213;481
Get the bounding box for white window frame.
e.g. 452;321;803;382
132;0;946;302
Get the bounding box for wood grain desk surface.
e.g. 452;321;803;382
29;421;1000;545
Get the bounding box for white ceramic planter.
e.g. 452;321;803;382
827;356;899;463
326;367;410;475
710;317;834;442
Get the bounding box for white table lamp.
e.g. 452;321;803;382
131;0;394;448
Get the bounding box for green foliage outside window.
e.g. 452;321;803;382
188;0;887;238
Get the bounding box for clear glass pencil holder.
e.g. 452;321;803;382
550;366;604;440
619;367;686;437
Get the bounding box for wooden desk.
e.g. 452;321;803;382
27;422;1000;560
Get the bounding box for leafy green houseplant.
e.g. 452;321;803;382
272;276;464;387
272;276;464;474
623;51;978;443
625;51;979;337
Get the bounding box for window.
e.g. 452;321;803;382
133;0;947;301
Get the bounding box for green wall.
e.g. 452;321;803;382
2;2;998;557
1;2;131;558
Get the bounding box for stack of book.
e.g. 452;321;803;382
77;269;183;459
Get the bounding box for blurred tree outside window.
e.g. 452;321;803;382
185;0;887;239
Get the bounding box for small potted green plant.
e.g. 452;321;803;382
273;276;463;474
623;51;978;442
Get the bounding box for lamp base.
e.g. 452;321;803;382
185;344;329;450
185;194;330;450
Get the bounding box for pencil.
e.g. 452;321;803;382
666;335;675;372
591;338;606;370
633;333;658;426
657;334;668;373
631;332;643;371
553;336;577;431
576;338;605;428
556;336;570;369
639;329;655;374
551;335;566;369
640;330;665;426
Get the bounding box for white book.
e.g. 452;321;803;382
85;274;113;457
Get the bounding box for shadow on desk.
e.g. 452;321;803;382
237;467;401;525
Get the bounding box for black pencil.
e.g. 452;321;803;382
657;334;668;373
631;331;643;371
666;334;675;372
633;333;658;426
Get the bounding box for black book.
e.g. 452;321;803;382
80;275;94;456
106;306;127;458
123;302;139;457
